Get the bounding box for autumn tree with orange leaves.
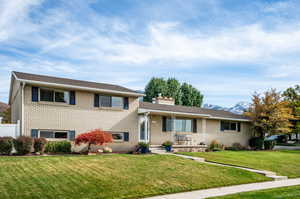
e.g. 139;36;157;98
75;129;113;152
245;89;294;138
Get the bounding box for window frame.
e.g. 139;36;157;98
221;121;241;132
39;88;69;104
111;132;125;142
99;95;124;109
39;130;69;140
164;117;194;132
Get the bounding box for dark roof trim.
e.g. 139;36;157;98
13;71;144;97
139;102;251;122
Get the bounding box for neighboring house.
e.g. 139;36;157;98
9;71;252;152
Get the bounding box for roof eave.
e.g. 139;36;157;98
14;74;145;97
138;108;251;122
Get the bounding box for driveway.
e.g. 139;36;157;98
275;145;300;150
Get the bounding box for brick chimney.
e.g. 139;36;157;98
152;93;175;105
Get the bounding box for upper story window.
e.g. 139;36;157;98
95;94;129;109
39;88;69;103
163;117;197;133
32;86;76;105
221;121;241;132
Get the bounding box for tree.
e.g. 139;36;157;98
144;77;204;107
1;108;11;123
245;89;293;138
181;83;203;107
75;129;113;153
165;78;182;105
282;85;300;140
144;78;167;102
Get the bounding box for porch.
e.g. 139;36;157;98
138;109;209;151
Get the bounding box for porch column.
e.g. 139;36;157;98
171;115;176;143
144;113;150;143
201;118;207;144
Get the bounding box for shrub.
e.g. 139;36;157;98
226;142;245;151
249;137;264;150
209;140;224;152
162;141;173;147
264;140;276;150
45;141;71;154
75;129;113;153
0;137;13;155
137;142;150;154
13;136;33;155
33;138;47;153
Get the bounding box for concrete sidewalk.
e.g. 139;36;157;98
144;178;300;199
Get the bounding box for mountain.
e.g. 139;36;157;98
203;102;250;115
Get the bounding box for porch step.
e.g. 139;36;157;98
150;146;168;154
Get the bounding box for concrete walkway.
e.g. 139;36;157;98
153;151;288;181
145;178;300;199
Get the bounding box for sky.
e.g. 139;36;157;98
1;0;300;107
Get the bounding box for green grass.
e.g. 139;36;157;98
0;154;269;199
209;185;300;199
178;150;300;178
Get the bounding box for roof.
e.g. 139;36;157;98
139;102;250;121
12;71;143;96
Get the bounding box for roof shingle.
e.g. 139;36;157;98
139;102;250;121
13;71;142;96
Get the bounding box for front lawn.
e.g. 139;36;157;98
178;150;300;178
209;185;300;199
0;154;269;199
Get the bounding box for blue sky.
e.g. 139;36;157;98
1;0;300;107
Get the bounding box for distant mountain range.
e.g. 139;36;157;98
203;102;250;115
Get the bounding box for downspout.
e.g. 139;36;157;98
21;82;26;136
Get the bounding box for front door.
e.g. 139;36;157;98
139;115;149;143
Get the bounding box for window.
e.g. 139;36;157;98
175;119;192;132
39;130;68;139
40;89;54;102
163;117;195;132
112;133;124;141
221;121;241;132
40;88;69;103
99;95;124;108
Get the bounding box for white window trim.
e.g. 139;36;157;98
39;88;69;104
39;130;69;140
221;121;240;132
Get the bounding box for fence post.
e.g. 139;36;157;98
16;120;20;138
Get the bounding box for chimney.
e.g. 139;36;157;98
153;93;175;105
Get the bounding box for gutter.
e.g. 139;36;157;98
138;108;251;122
12;72;145;97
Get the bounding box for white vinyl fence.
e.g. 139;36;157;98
0;119;20;138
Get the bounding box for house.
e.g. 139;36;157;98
9;71;252;152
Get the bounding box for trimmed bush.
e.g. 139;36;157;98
33;138;47;153
45;141;71;154
0;137;13;155
13;136;33;155
137;142;150;154
264;140;276;150
249;137;264;150
209;140;224;152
